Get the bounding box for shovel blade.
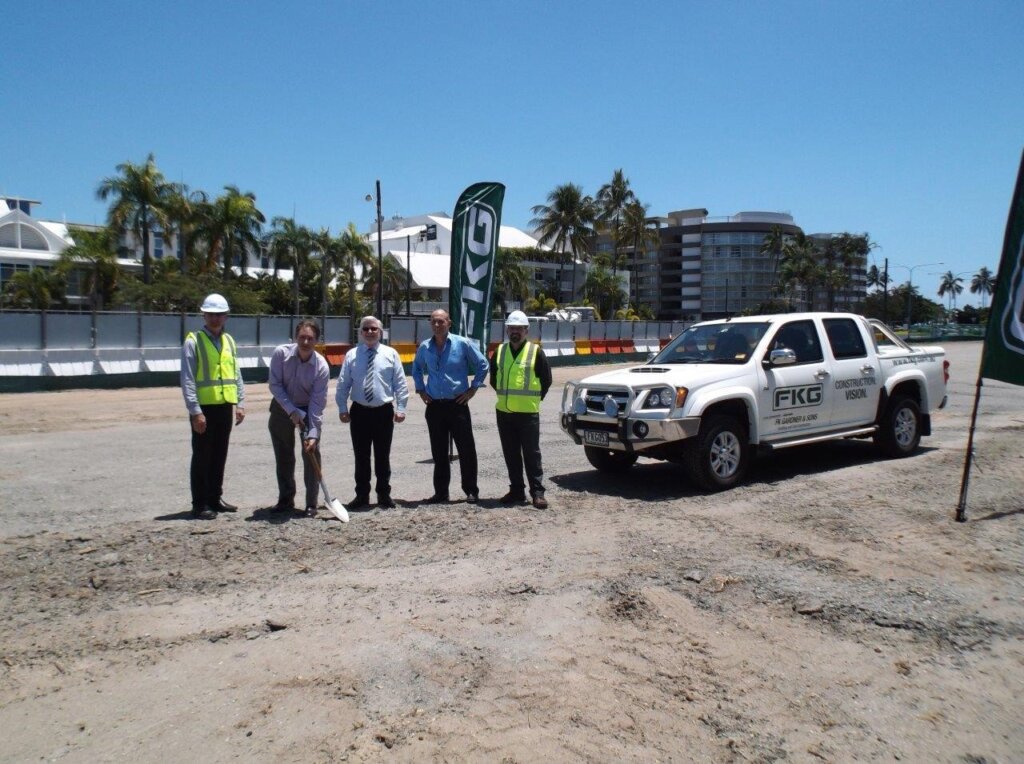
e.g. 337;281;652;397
328;499;349;523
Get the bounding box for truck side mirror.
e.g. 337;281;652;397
763;348;797;368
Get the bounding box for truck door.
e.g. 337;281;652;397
758;319;832;439
822;317;881;427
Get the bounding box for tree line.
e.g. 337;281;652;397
3;156;998;325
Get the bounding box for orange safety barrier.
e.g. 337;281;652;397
620;339;636;353
575;339;592;355
606;339;622;354
659;338;672;349
319;343;352;366
591;340;609;354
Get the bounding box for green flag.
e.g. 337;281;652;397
982;151;1024;385
448;182;505;351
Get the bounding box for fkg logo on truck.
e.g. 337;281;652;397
773;384;823;411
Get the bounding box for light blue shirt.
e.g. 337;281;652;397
335;342;409;414
412;333;489;399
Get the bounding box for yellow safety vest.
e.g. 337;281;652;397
188;330;239;405
495;341;541;414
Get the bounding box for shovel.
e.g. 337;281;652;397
301;423;348;522
308;448;349;522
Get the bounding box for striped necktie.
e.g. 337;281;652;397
363;347;376;403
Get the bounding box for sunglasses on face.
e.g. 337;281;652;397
361;326;380;332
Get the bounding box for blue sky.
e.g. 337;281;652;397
2;0;1022;306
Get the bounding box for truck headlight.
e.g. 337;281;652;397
641;386;688;410
642;387;674;409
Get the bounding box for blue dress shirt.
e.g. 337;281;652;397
412;333;489;399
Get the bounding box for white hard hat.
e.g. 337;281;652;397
505;310;529;327
201;293;230;313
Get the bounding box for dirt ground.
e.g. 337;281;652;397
0;341;1021;763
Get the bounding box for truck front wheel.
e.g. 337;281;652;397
584;447;638;473
683;415;749;492
875;395;921;458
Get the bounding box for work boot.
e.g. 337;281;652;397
346;496;370;510
531;492;549;509
500;491;528;506
191;504;216;520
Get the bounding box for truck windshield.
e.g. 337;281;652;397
653;323;770;364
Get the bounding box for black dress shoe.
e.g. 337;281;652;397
425;494;449;504
378;496;397;509
212;499;238;513
347;496;370;510
465;493;479;504
191;504;217;520
500;491;528;506
271;503;296;514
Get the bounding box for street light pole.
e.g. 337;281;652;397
365;180;384;320
892;261;943;335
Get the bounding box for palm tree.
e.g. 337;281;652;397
202;186;266;280
596;169;636;283
267;216;313;316
59;226;121;311
777;232;821;310
312;227;347;323
759;225;789;299
164;185;210;274
583;264;625;318
866;264;891;293
937;270;964;312
338;222;374;324
529;183;596;303
4;267;66;310
363;254;406;316
970;266;995;309
494;247;530;316
616;200;660;310
96;153;174;285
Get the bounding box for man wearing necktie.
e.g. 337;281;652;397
336;316;409;509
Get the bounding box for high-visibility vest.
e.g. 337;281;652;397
495;341;542;414
188;330;239;405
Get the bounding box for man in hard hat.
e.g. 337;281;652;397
489;311;552;509
412;308;489;504
181;293;246;519
335;315;409;510
268;319;330;516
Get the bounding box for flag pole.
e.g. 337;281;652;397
958;149;1024;521
955;344;989;522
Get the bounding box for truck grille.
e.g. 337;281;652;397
582;388;630;415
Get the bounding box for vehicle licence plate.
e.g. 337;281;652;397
583;430;609;447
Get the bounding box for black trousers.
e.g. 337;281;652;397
350;401;395;500
268;399;320;509
190;403;233;508
496;410;544;496
425;400;478;497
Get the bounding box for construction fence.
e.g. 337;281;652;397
0;311;688;392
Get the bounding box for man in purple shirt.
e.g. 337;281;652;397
268;320;330;515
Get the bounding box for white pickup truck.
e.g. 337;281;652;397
560;313;949;491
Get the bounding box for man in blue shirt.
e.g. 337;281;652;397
412;309;489;503
336;315;409;510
